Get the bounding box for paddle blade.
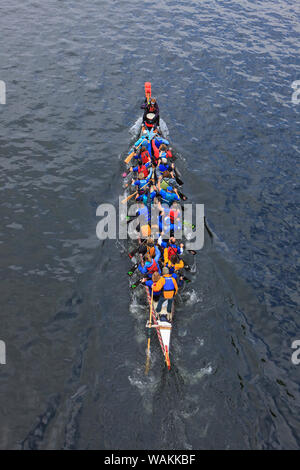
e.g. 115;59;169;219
165;346;171;370
145;82;151;101
124;151;134;164
145;339;151;375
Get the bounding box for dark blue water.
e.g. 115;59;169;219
0;0;299;449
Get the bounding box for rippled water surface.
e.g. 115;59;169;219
0;0;299;450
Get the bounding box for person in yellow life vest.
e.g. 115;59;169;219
142;271;163;302
165;253;184;274
156;267;178;320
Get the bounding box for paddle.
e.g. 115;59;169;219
145;82;151;103
183;220;196;230
126;214;139;225
177;190;187;201
124;141;142;165
130;278;144;289
127;263;138;277
173;167;184;186
145;287;154;374
204;217;213;239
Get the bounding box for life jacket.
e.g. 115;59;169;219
160;178;170;190
152;281;162;294
166;150;173;159
147;259;159;274
148;105;156;113
160;189;177;206
169;209;179;224
140;150;151;164
163;275;176;292
168;245;178;259
138;164;149;178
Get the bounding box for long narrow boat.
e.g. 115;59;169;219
125;83;184;371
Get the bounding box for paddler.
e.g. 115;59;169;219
158;234;184;258
157;201;182;236
131;129;152;156
157;179;180;206
134;146;151;165
141;271;163;302
159;171;178;190
155;267;178;320
138;247;161;277
131;169;153;194
141;97;160;128
165;253;185;274
155;157;175;179
151;139;170;163
129;159;151;178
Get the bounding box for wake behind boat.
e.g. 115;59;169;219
123;83;194;372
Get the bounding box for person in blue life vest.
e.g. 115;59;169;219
158;212;182;237
157;200;182;236
130;129;153;156
135;185;158;204
155;157;175;179
131;168;153;192
157;179;180;206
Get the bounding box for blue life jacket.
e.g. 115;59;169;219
164;276;176;291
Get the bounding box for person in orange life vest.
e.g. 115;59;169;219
129;159;151;178
156;267;178;317
142;271;163;302
138;246;161;277
134;146;151;165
